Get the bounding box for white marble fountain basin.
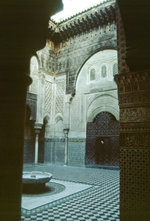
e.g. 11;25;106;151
22;171;52;184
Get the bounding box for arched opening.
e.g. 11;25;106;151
90;68;96;81
29;55;39;94
71;49;119;167
38;117;49;163
86;111;120;168
55;115;64;137
24;105;35;163
54;115;65;164
101;65;107;78
76;49;118;94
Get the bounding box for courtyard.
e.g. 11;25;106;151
22;164;119;221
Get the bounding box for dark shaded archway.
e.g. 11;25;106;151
86;112;120;168
38;117;49;163
24;105;35;163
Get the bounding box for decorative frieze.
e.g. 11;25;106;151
45;138;65;142
120;107;150;123
119;91;150;107
115;71;150;93
68;138;86;143
49;0;116;43
120;124;150;133
120;133;150;148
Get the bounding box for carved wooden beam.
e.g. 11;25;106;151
49;0;116;43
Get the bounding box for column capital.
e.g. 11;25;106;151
115;70;150;124
34;123;43;134
34;129;41;134
65;94;72;103
63;128;69;136
115;70;150;93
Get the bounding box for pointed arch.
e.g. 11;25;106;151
75;49;118;94
75;47;117;93
87;94;119;122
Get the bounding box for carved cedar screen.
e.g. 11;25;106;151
86;112;120;167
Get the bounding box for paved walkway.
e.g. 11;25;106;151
22;164;120;221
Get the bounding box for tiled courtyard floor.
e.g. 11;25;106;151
22;164;120;221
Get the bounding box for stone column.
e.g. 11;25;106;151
34;130;40;164
34;124;42;164
0;1;63;220
63;95;71;166
64;95;72;129
115;71;150;221
64;128;69;166
116;3;150;220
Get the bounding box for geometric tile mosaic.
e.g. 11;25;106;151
22;165;120;221
22;179;91;211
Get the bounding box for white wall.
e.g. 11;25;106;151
69;49;119;138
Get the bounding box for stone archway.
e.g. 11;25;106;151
38;117;49;163
24;105;35;163
86;111;120;168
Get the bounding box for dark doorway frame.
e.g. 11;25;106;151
86;111;120;169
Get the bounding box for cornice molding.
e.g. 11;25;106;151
48;0;116;43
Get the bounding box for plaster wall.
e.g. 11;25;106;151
69;49;119;138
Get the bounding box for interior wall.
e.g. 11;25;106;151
67;49;119;166
27;42;119;167
42;49;119;166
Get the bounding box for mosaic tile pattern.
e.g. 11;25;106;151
23;164;119;186
22;179;91;212
22;165;120;221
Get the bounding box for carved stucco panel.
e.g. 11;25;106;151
120;132;150;148
44;81;52;116
120;107;150;123
55;80;66;115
